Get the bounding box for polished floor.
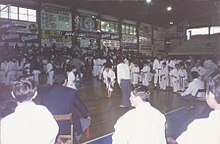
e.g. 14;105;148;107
76;79;183;143
0;78;187;144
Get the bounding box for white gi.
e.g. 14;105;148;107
112;102;166;144
103;68;116;92
177;110;220;144
181;78;205;97
159;65;169;90
0;61;7;84
5;60;16;86
131;66;140;85
170;68;180;92
129;62;135;84
141;65;151;87
46;62;54;85
66;71;77;90
92;59;98;77
179;69;188;92
153;58;162;86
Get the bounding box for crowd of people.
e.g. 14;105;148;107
0;42;220;144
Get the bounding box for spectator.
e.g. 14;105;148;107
41;73;91;141
176;74;220;144
112;86;166;144
1;75;58;144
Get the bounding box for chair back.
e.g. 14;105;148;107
53;113;74;144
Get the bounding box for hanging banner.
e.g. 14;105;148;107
0;33;39;43
121;34;138;49
41;5;72;31
0;19;38;34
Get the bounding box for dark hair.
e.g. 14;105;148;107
191;71;199;79
132;85;150;102
54;73;67;85
206;75;220;104
12;75;37;103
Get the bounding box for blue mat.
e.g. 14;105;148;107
83;106;212;144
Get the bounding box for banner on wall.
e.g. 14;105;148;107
121;34;137;49
41;6;72;31
41;29;72;48
0;33;39;43
0;20;38;34
101;33;120;40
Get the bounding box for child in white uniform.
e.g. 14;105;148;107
141;62;151;87
103;64;116;97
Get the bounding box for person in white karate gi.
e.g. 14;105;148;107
153;54;162;87
170;63;180;92
179;63;188;92
0;59;7;84
131;63;140;86
141;62;151;87
129;60;135;84
46;60;54;85
159;62;169;90
177;74;220;144
103;64;116;97
66;65;77;90
92;57;98;77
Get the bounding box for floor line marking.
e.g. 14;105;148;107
82;107;185;143
82;132;114;144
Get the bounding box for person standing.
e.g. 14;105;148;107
153;54;162;87
112;86;166;144
1;75;58;144
117;57;131;107
46;60;54;85
141;62;151;87
66;65;77;90
159;62;169;90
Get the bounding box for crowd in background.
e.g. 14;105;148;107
0;42;220;92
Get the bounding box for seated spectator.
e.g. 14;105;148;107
176;74;220;144
1;75;58;144
180;71;205;110
112;86;166;144
41;73;91;141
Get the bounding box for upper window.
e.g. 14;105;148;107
121;24;136;35
101;20;119;33
186;27;209;40
210;26;220;34
0;4;36;22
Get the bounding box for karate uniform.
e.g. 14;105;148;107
153;58;162;86
159;66;168;90
66;71;77;90
141;65;151;87
103;69;116;92
169;68;180;92
0;61;7;84
179;69;188;92
46;62;54;85
92;59;98;77
131;66;140;85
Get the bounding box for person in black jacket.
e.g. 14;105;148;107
40;73;91;141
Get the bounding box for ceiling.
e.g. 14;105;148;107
45;0;218;27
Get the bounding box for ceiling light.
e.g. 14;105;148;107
145;0;152;3
167;6;172;11
169;21;174;25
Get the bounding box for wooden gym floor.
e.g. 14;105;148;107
77;78;183;143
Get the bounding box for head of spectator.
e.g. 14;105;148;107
195;59;201;67
54;73;68;86
130;86;150;107
191;71;199;79
206;75;220;110
11;74;37;103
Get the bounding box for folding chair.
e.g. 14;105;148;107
195;89;207;114
53;113;74;144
